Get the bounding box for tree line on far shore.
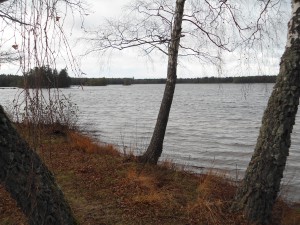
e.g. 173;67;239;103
135;75;277;84
0;72;276;88
0;66;71;88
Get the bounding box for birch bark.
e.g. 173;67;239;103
232;1;300;224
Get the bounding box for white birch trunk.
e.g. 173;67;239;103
232;1;300;224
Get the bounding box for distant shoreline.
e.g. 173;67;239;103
0;87;17;89
0;74;277;87
70;75;277;86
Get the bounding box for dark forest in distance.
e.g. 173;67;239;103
0;73;277;88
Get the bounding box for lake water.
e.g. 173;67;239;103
1;84;299;201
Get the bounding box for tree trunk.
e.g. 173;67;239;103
232;1;300;224
0;105;78;225
139;0;186;165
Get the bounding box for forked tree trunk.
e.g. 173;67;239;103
139;0;186;164
232;1;300;224
0;106;78;225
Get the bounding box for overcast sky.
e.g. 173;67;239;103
1;0;291;79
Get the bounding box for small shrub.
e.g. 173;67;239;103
13;89;78;128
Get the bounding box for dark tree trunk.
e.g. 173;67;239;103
139;0;186;165
0;105;78;225
232;1;300;224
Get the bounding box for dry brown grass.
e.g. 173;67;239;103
0;185;27;225
1;126;299;225
68;130;119;156
186;172;244;225
271;199;300;225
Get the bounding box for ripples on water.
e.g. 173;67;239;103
1;84;299;201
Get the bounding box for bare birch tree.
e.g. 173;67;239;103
232;1;300;224
84;0;282;165
139;0;186;164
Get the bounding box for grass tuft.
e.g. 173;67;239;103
68;131;120;156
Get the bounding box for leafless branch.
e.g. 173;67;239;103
83;0;287;65
0;51;19;64
0;0;87;76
